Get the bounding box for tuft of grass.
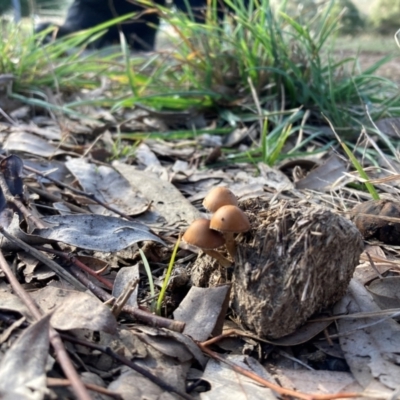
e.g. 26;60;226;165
114;0;400;138
1;0;400;169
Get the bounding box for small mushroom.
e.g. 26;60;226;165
182;219;232;267
210;205;250;259
203;187;238;213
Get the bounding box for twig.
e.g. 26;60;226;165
111;278;139;318
0;227;86;291
366;251;384;279
0;313;190;399
35;246;113;290
198;343;362;400
200;328;273;347
64;263;185;333
0;248;92;400
47;377;122;399
61;333;194;400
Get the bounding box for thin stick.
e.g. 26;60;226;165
61;333;194;400
0;248;92;400
47;377;122;399
111;278;139;317
198;343;362;400
65;263;185;333
0;227;86;291
36;246;113;290
28;185;91;214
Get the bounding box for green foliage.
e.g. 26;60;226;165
113;0;396;140
1;0;400;168
370;0;400;35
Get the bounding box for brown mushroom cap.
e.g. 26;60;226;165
210;205;250;233
182;219;225;249
202;187;238;213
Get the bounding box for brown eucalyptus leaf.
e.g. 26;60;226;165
108;367;177;400
295;154;347;190
134;326;207;368
173;285;231;342
334;279;400;392
200;355;277;400
366;277;400;310
0;314;51;400
4;131;64;157
113;162;202;227
31;286;117;334
268;319;332;346
275;368;356;395
0;289;31;320
65;158;149;216
33;214;165;252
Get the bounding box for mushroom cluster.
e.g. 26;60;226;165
182;187;250;267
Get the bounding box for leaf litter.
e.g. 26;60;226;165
1;107;400;400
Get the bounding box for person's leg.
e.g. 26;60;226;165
35;0;162;51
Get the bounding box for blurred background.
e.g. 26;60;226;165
0;0;396;36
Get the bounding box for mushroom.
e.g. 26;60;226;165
210;205;250;259
203;186;238;213
182;219;232;268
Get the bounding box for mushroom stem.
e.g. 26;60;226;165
224;232;236;260
204;250;232;268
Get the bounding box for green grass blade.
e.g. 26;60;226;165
156;236;181;316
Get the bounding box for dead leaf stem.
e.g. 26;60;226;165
0;248;92;400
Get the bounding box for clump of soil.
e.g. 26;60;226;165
351;199;400;245
231;198;364;339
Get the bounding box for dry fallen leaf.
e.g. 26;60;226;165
366;276;400;310
173;285;231;342
295;154;347;190
275;368;357;395
334;279;400;392
33;214;165;252
65;158;149;216
114;162;202;227
108;367;176;400
4;131;64;157
0;314;51;400
200;355;277;400
31;286;118;334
